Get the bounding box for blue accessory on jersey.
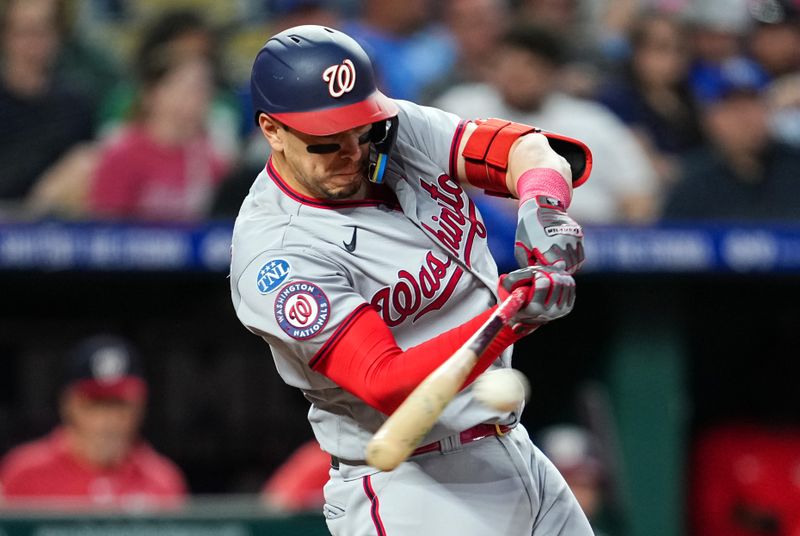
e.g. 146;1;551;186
256;259;291;294
251;25;399;183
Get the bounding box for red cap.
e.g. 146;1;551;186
65;335;147;402
71;377;147;402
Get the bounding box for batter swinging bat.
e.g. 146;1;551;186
365;287;529;471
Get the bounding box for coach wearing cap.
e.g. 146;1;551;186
0;335;186;508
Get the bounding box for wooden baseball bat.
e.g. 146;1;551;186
365;287;529;471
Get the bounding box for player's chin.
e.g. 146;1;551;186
324;172;366;199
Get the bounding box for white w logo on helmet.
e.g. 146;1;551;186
322;59;356;98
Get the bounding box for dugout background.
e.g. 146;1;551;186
2;261;798;535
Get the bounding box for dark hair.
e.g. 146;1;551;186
135;9;217;86
128;9;220;120
500;24;567;66
628;11;686;52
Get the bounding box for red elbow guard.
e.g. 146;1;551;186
461;119;593;196
462;119;537;196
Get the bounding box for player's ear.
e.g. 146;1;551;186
259;114;286;152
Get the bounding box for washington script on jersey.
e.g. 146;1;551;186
370;251;462;327
273;281;330;340
420;174;486;266
369;173;487;327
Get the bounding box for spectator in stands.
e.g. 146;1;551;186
342;0;456;101
434;24;659;224
691;422;800;536
515;0;629;98
0;335;186;508
663;57;800;220
261;438;329;512
538;425;615;536
767;72;800;147
54;0;122;117
88;19;230;221
747;0;800;80
0;0;94;207
268;0;342;33
516;0;592;59
598;13;703;186
748;0;800;148
686;0;755;101
98;10;240;164
420;0;510;104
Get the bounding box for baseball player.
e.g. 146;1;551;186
231;25;594;535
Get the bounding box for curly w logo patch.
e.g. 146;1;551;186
322;59;356;98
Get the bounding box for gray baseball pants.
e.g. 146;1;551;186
322;424;594;535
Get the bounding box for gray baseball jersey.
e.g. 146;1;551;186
230;99;593;535
231;100;513;461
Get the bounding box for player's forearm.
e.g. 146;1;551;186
310;306;521;415
505;134;573;199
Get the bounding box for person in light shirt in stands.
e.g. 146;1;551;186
434;24;659;224
0;335;186;508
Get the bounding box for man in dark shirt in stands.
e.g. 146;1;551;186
0;0;93;203
664;57;800;221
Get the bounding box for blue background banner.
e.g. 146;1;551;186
2;220;800;273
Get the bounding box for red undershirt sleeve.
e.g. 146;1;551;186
309;305;526;415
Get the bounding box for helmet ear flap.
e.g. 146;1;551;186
369;117;399;184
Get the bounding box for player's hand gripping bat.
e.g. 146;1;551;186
365;287;529;471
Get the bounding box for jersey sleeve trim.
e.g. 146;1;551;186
267;158;399;210
308;302;374;369
449;119;469;181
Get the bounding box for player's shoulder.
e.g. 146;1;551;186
231;172;292;257
231;177;357;280
391;98;465;164
231;212;333;277
130;442;187;493
0;433;60;483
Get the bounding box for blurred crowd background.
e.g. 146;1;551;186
1;0;799;224
1;0;800;535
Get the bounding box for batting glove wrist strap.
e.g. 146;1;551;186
514;196;585;274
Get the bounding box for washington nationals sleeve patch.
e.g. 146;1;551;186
274;281;331;340
257;259;291;294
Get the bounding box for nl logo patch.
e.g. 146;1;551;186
274;281;330;340
257;259;291;294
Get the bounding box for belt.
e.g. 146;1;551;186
331;423;512;470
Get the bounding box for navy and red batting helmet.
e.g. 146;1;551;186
251;25;399;137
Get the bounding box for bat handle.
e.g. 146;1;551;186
466;287;528;356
